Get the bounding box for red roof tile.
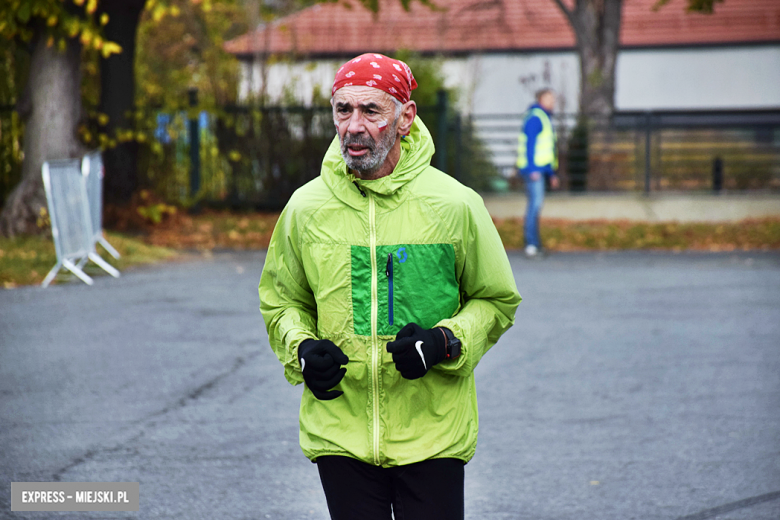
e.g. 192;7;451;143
224;0;780;57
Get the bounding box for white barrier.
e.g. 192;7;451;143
82;151;120;260
41;158;120;287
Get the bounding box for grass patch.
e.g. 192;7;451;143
494;218;780;252
0;231;176;289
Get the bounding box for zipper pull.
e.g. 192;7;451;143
353;181;367;197
386;253;392;277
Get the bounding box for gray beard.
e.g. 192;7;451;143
340;120;398;176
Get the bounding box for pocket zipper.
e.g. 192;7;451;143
385;253;393;326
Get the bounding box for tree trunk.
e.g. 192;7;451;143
99;0;147;204
0;31;86;237
554;0;623;118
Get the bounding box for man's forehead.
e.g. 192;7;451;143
332;86;395;108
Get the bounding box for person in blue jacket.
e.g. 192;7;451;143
516;89;559;257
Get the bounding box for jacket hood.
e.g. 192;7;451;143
321;116;436;207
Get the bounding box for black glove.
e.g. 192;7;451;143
298;339;349;400
386;323;447;380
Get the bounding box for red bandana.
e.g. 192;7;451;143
332;53;418;104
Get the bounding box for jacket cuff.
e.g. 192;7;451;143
433;319;483;375
282;329;317;385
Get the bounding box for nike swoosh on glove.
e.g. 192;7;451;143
298;339;349;400
386;322;446;380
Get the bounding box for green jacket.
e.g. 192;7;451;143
259;116;521;467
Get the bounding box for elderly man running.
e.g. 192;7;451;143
259;53;521;520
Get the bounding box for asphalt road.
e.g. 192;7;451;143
1;251;779;520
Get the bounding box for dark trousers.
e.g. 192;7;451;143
316;455;465;520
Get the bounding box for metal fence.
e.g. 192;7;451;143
474;110;780;193
140;105;335;210
3;105;780;215
138;98;492;210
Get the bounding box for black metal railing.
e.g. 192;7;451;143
2;103;779;212
138;98;490;210
474;109;780;193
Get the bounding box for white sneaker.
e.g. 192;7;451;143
524;245;538;257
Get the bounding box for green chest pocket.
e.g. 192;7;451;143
351;243;459;337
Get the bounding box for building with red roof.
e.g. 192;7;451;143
225;0;780;170
225;0;779;57
225;0;779;112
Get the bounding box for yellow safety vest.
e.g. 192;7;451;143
517;107;558;170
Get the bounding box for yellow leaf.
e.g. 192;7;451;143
86;0;98;15
101;42;122;58
73;0;85;6
100;13;109;25
46;36;54;47
97;113;109;126
46;15;58;27
152;5;165;21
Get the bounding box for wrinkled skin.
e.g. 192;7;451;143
332;86;417;180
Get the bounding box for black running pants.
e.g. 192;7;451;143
316;455;465;520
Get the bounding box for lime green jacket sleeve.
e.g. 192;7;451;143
258;206;317;385
434;190;521;376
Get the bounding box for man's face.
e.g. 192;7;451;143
332;86;400;175
539;92;556;112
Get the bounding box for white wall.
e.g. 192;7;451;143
239;59;340;104
240;45;780;112
237;46;780;173
615;46;780;111
239;52;581;115
441;53;580;116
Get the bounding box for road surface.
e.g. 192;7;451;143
1;251;778;519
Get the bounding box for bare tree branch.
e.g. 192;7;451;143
550;0;573;20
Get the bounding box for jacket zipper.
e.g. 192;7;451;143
368;192;381;466
386;253;393;326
